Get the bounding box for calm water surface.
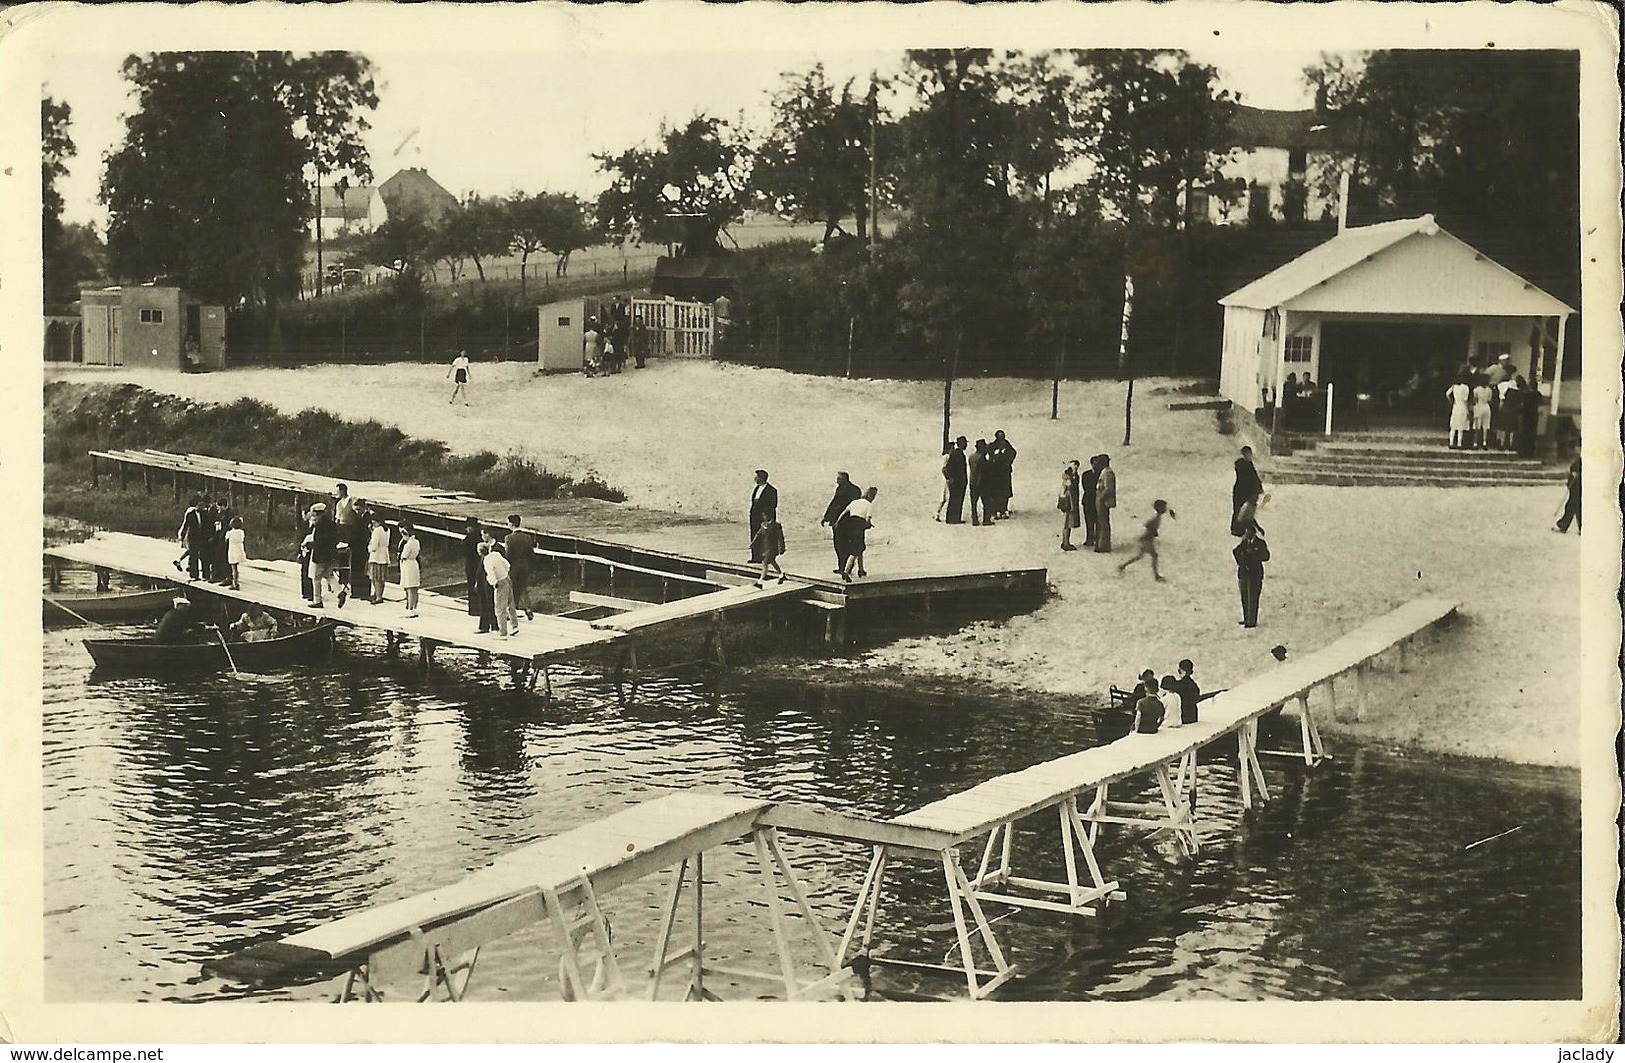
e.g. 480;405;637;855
41;618;1581;1003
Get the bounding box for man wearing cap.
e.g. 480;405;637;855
943;436;969;524
155;597;202;645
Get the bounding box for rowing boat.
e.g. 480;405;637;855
83;622;338;673
43;588;175;623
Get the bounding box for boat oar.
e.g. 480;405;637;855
43;595;106;628
206;624;246;680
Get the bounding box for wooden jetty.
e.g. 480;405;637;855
45;530;814;685
84;448;1049;641
209;597;1458;1003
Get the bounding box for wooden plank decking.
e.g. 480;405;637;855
894;596;1459;841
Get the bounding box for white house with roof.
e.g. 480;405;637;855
310;183;386;239
1218;214;1575;426
1202;104;1355;226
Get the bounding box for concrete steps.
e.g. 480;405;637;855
1270;433;1565;487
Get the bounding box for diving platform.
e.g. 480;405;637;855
208;597;1459;1003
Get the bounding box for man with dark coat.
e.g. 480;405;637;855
1080;455;1102;547
820;472;862;572
308;502;346;608
1230;446;1264;536
968;440;990;526
1233;522;1270;628
213;497;236;585
1554;455;1582;534
177;495;206;581
463;518;493;630
197;498;220;582
154;597;203;645
987;430;1017;519
943;436;969;523
749;470;778;562
505;514;536;620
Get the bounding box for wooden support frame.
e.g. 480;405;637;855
1257;691;1330;766
967;797;1124;919
1236;718;1270;809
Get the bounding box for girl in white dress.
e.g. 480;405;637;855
398;523;422;617
225;516;247;590
1445;380;1472;449
366;516;392;604
1469;380;1494;449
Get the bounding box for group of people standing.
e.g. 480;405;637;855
297;483;392;610
175;495;247;591
937;431;1018;526
1055;454;1120;554
463;515;537;636
1445;352;1533;452
583;298;644;376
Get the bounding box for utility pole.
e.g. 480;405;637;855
1119;275;1136;446
868;71;879;252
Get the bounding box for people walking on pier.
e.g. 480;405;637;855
1117;500;1173;581
749;470;778;562
942;436;969;524
213;497;236;586
1093;455;1116;552
968;440;989;526
447;350;471;404
1080;455;1102;547
505;515;536;620
398;522;422;618
225;516;246;591
1058;460;1081;551
176;495;204;580
1234;522;1270;628
821;472;862;573
1231;446;1264;536
988;430;1017;519
484;541;517;637
308;503;346;608
837;487;878;583
750;512;787;587
366;515;391;604
1554;455;1582;534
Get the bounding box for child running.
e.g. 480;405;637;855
750;512;787;588
225;516;246;591
1117;499;1174;582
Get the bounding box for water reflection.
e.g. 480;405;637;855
41;626;1581;1003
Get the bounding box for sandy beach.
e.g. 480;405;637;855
73;359;1582;768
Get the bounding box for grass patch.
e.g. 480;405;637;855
44;380;625;551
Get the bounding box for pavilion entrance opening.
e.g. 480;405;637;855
1318;319;1470;427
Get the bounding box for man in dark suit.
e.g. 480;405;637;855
1231;446;1264;536
820;472;862;572
943;436;969;523
749;470;778;561
177;496;205;581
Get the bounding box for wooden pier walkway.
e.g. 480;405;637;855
208;596;1458;1003
45;530;818;676
85;449;1048;633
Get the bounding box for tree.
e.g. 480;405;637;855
277;52;378;298
594;115;752;256
102;53;310;318
754;65;876;245
42;97;77;307
1305;49;1578;303
504;191;593;296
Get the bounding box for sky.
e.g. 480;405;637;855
43;45;1329;230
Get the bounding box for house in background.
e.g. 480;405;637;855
310;183;385;239
1217;214;1575;430
79;285;227;370
376;167;459;225
1201;99;1355;227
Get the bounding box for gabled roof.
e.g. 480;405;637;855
378;168;459;221
1219;215;1575;317
313;184;376;221
1221;105;1356;152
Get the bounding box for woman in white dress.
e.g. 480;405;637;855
366;516;392;604
397;522;422;617
1445;379;1472;449
1469;379;1494;450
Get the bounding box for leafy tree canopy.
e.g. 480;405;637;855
754;64;877;245
594;115;752;256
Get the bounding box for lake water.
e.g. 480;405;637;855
41;618;1582;1003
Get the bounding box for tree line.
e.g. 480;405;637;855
48;47;1577;376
